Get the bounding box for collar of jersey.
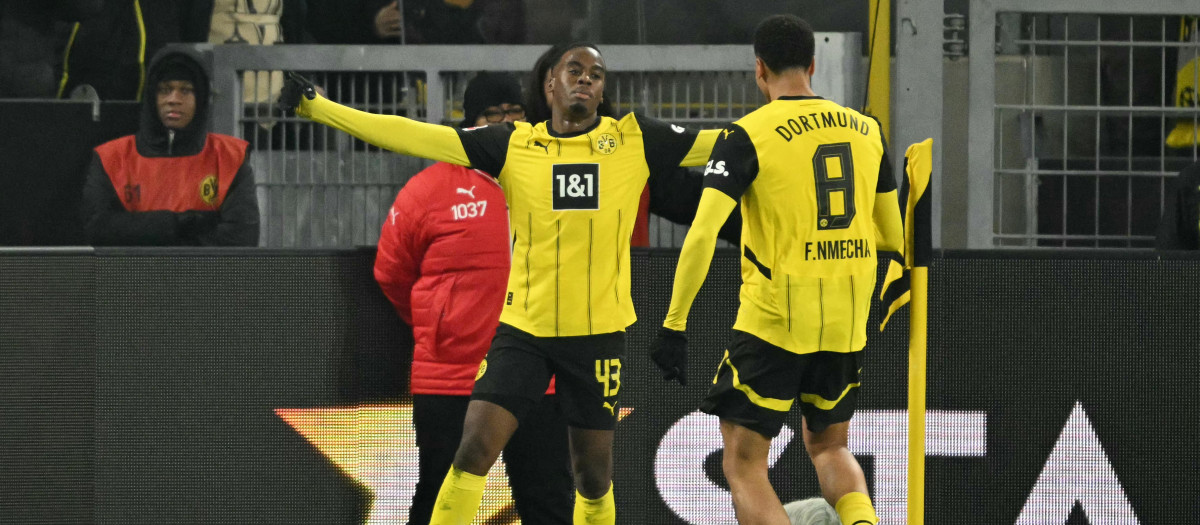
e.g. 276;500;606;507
775;95;825;101
540;115;603;138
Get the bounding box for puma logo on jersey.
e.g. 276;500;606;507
456;186;476;199
602;400;617;416
533;140;550;153
722;128;735;139
670;124;686;134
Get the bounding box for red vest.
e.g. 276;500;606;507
95;134;248;212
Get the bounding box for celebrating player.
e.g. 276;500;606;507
649;15;904;525
281;43;721;525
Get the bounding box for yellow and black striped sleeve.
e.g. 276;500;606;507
455;124;514;177
701;123;759;201
637;114;721;172
298;94;511;174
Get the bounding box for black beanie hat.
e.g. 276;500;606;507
460;72;523;128
154;56;199;86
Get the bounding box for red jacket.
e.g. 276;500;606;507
376;162;553;396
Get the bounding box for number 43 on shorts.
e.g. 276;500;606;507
594;358;621;397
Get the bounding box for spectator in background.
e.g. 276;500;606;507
374;72;573;525
58;1;310;101
307;0;524;44
58;1;205;100
82;48;259;246
207;0;314;106
0;0;102;98
1156;161;1200;250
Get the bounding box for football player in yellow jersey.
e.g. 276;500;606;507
280;44;729;525
649;15;904;525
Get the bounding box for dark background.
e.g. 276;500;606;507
1;248;1197;523
0;101;140;246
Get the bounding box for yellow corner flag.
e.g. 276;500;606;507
878;138;933;525
880;139;933;329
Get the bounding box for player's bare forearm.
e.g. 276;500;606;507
663;188;738;330
300;95;472;166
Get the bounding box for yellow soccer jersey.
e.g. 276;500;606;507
458;113;717;337
297;94;718;337
702;96;904;353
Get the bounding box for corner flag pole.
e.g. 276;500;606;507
881;139;933;525
904;139;933;525
907;262;927;525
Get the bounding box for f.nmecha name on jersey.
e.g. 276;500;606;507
805;238;872;261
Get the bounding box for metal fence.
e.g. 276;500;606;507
209;39;863;247
967;0;1200;248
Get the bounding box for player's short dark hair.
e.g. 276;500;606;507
753;14;815;74
554;42;604;74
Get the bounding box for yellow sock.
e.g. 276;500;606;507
428;466;487;525
573;483;615;525
834;492;878;525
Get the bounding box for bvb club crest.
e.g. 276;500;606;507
596;133;618;155
199;175;218;205
476;359;488;380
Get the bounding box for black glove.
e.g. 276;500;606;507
650;327;688;386
278;71;316;114
177;210;220;239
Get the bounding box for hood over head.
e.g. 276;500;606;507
136;47;211;157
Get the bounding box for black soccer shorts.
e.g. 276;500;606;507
472;323;625;430
700;330;863;438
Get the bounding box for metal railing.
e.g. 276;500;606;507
967;0;1200;248
208;39;863;247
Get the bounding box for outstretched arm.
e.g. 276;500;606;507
663;188;738;330
298;93;473;166
282;72;515;170
647;166;742;246
638;115;740;244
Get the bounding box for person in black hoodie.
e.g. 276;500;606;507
81;48;259;246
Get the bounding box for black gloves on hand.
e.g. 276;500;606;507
650;327;688;386
278;71;316;114
177;210;220;239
